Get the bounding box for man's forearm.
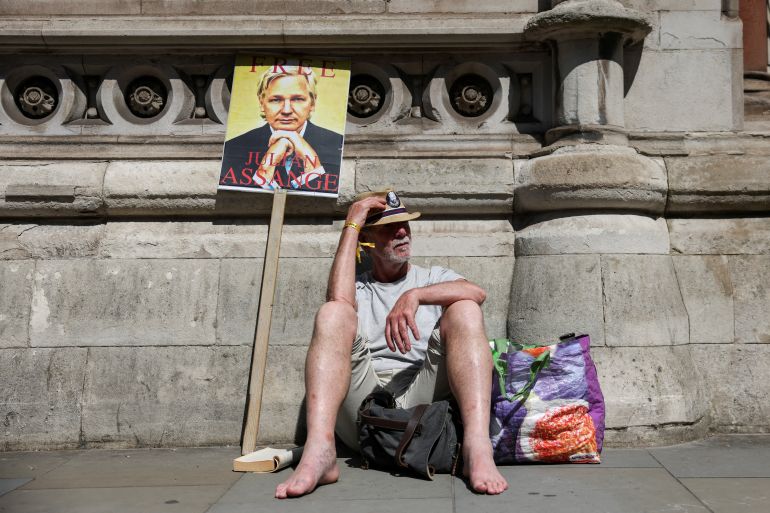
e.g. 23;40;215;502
325;227;359;306
410;279;486;307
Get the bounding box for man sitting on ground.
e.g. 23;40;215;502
276;190;508;498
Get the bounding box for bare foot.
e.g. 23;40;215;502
462;436;508;495
275;441;339;499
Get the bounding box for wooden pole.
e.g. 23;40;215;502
241;190;288;456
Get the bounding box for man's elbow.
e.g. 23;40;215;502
468;283;486;305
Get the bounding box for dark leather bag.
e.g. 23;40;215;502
357;390;461;480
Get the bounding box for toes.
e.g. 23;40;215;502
275;483;288;499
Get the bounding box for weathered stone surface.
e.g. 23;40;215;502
691;344;770;433
356;159;513;214
0;223;104;260
445;256;515;340
81;346;248;447
672;256;734;344
216;258;262;347
728;256;770;344
658;10;741;50
410;220;515;257
1;348;88;450
103;161;218;217
0;0;141;15
525;0;651;43
602;255;689;346
139;0;258;15
515;214;669;256
666;155;770;213
142;0;389;15
270;258;333;347
621;0;721;11
0;261;33;348
515;145;667;214
0;162;105;218
29;259;219;347
508;255;605;346
594;346;709;444
258;345;309;444
624;49;741;131
388;0;537;13
669;218;770;255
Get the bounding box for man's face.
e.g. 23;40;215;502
259;75;315;133
364;221;412;264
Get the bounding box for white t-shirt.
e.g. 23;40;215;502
355;264;464;372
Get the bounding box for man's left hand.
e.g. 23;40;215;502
385;289;421;354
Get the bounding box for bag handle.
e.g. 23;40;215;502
490;338;551;403
396;403;429;468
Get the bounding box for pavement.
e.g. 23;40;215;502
1;435;768;513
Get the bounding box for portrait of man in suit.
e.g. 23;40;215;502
219;64;344;195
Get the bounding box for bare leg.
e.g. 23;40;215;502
275;301;356;499
441;300;508;495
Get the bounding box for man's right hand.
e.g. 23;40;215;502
345;196;386;229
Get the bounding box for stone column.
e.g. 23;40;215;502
526;0;650;146
512;0;710;445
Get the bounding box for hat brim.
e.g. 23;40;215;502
364;211;421;227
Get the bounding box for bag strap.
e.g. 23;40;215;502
359;408;414;432
489;338;551;403
396;403;429;468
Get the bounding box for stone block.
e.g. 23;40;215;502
410;220;515;257
669;218;770;255
514;145;667;214
0;0;141;15
0;162;105;218
387;0;537;13
515;214;669;256
81;346;249;447
624;49;740;131
666;155;770;214
445;256;514;339
0;223;104;260
593;346;709;439
216;258;262;346
29;259;219;347
508;255;605;346
659;10;741;50
258;345;309;444
691;344;770;432
355;159;513;215
602;255;689;346
0;261;33;348
621;0;721;11
103;161;218;217
729;256;770;343
140;0;257;14
217;257;333;348
0;348;88;450
672;256;734;344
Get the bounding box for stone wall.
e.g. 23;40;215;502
2;0;769;450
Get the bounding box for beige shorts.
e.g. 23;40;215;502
334;326;452;451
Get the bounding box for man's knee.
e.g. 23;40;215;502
314;300;357;337
439;300;486;341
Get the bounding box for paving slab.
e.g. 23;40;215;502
591;448;661;468
219;459;452;504
680;478;770;513
0;485;229;513
0;478;31;497
649;435;770;478
0;451;74;479
208;496;454;513
455;467;710;513
20;448;241;489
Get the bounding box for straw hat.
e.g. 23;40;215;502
355;190;421;227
